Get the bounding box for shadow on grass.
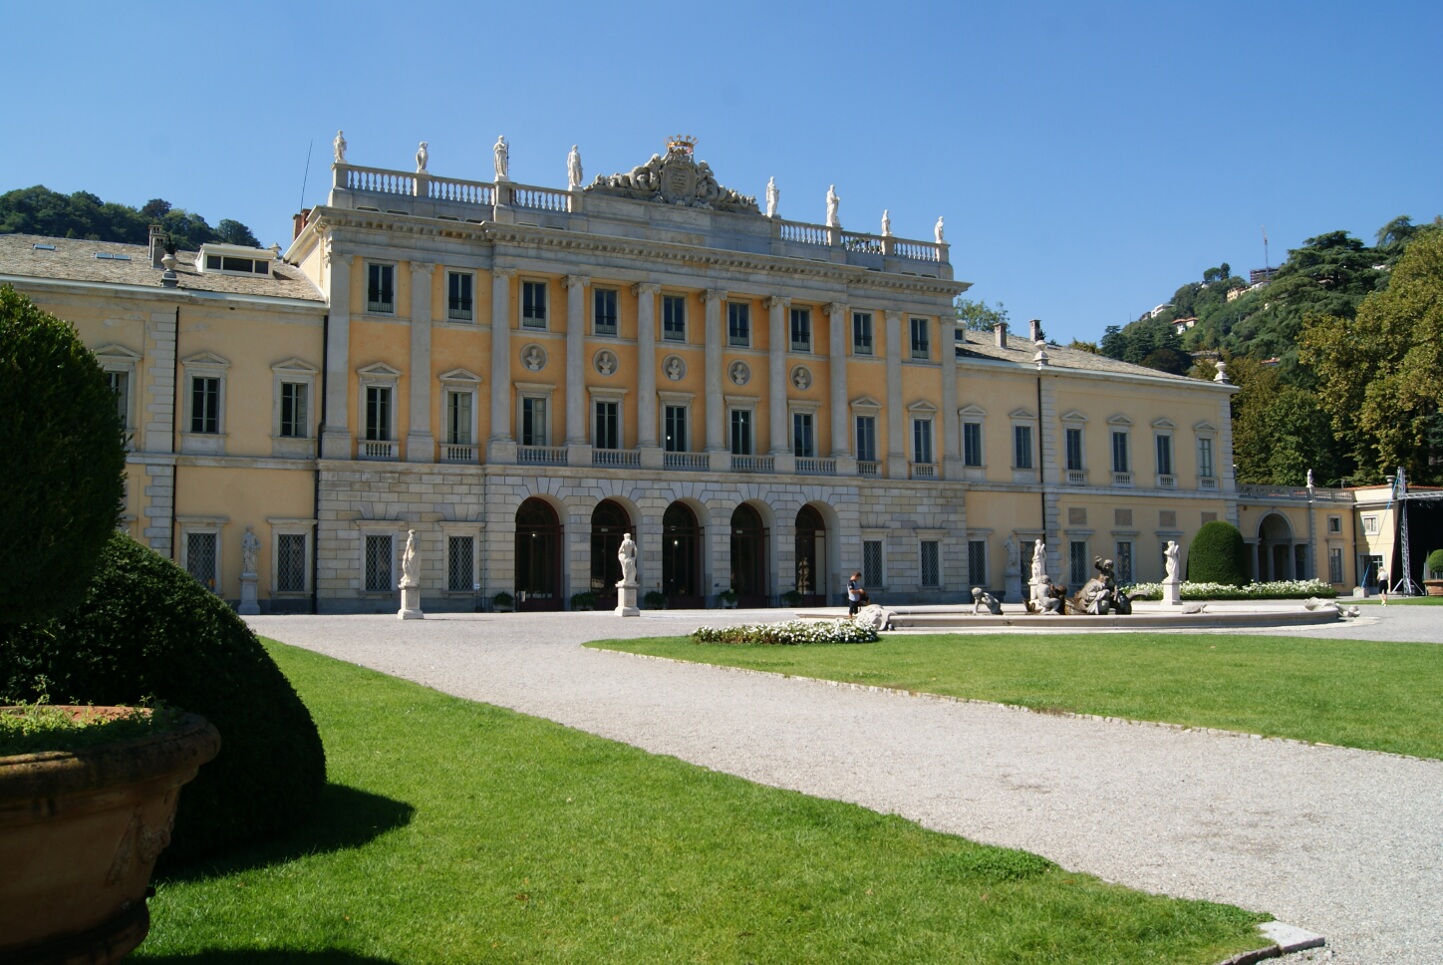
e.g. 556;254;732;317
139;953;400;964
158;783;414;884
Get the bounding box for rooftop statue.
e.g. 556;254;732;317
333;130;347;163
494;136;509;181
882;209;891;237
766;177;779;218
415;141;429;173
826;184;840;227
568;145;583;190
587;138;758;214
935;216;945;244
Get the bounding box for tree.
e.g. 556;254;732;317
1229;357;1346;485
140;198;172;220
217;218;260;248
954;296;1009;332
1300;227;1443;484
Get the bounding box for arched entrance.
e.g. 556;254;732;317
1257;513;1293;582
590;500;632;610
662;502;704;608
515;498;562;611
730;503;769;608
794;505;828;607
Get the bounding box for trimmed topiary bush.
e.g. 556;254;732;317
1427;549;1443;579
0;532;326;865
1186;521;1249;587
0;284;126;625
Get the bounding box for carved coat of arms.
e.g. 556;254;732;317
587;137;759;214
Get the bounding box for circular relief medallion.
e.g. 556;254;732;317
729;360;751;386
791;365;812;390
663;355;686;381
594;349;618;377
521;344;546;372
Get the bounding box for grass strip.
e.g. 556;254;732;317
138;640;1267;964
589;633;1443;760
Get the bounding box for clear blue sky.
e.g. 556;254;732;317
6;0;1438;346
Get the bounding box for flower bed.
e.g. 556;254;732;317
1123;579;1338;601
692;619;880;646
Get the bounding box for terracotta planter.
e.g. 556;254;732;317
1425;579;1443;597
0;708;220;964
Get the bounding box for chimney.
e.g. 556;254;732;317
148;224;166;269
994;321;1008;348
1029;318;1042;343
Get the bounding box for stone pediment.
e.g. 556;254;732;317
586;137;759;214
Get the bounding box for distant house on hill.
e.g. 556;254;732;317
1172;317;1198;337
1147;303;1173;319
1249;267;1279;286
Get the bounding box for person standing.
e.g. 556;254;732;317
847;571;864;616
1378;566;1388;606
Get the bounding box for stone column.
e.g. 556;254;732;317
322;248;352;459
767;296;789;456
488;268;516;462
564;275;590;449
635;284;660;463
885;310;905;478
406;262;434;462
703;289;727;468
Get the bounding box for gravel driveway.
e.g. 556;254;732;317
248;606;1443;963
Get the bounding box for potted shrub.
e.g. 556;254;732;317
491;591;516;613
570;590;597;611
1425;550;1443;596
643;590;667;610
718;588;739;609
781;589;803;607
0;286;221;963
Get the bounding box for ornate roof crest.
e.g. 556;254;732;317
587;138;759;214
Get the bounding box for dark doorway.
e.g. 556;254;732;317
590;500;632;609
730;504;769;607
794;505;828;607
515;498;562;611
662;502;704;608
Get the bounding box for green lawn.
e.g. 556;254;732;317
589;632;1443;760
137;641;1268;964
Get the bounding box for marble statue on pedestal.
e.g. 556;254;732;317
333;130;347;163
935;216;945;243
1164;540;1179;583
766;177;779;218
398;529;423;619
241;525;260;576
493;135;509;181
415;142;429;173
881;209;891;237
615;532;639;617
568;145;583;190
826;184;840;227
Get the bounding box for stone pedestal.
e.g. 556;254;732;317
1005;568;1023;606
398;582;424;620
1162;579;1182;606
615;580;639;617
238;572;260;616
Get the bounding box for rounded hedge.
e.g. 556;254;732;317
1186;521;1249;587
0;285;126;624
1427;549;1443;579
0;532;327;865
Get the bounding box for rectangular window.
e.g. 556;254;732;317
1065;427;1084;471
1115;541;1134;583
1362;515;1378;535
446;390;473;445
191;376;220;434
365;534;393;592
521;397;548;446
522;280;547;328
1328;547;1344;584
730;409;752;456
594;400;620;450
186;532;217;592
662;295;686;341
727;302;750;347
280;382;308;438
1070;541;1089;586
863;539;884;587
448;536;475;593
1327;515;1341;534
664;405;688;452
277;533;307;593
1013;425;1033;469
913;418;933;465
967;540;987;587
594;288;618;336
1156;435;1173;475
365;386;392;441
910;317;930;359
1112;431;1129;473
1198;437;1215;479
852;312;873;355
366;263;394;313
855;415;877;463
920;540;941;588
106;371;129;426
792;412;815;459
790;308;812;352
962;422;982;467
447;271;473;321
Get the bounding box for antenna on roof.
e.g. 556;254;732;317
299;138;314;216
1261;224;1270;274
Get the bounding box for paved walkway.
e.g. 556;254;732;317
249;606;1443;964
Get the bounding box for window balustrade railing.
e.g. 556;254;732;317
359;440;398;460
518;445;567;465
1157;474;1176;489
1113;472;1134;487
663;452;710;470
796;457;835;475
1199;476;1218;490
856;460;880;476
909;462;935;479
1065;469;1087;485
441;443;478;463
593;448;641;468
731;454;774;473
